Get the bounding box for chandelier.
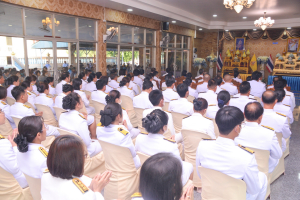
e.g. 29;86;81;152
42;17;60;29
223;0;255;13
254;12;275;30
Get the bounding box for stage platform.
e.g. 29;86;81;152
268;75;300;91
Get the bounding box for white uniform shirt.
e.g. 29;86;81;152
182;113;216;139
55;80;68;95
41;173;104;200
85;82;97;92
281;94;293;110
7;85;15;98
91;90;107;105
133;91;153;109
48;85;56;97
97;124;141;169
220;82;238;95
135;133;193;185
274;102;294;124
162;88;180;103
196;82;208;93
188;86;197;99
248;80;266;98
139;75;145;80
27;90;37;110
0;100;15;128
117;75;124;83
233;77;243;83
118;86;134;100
152;80;158;90
81;79;87;91
198;90;217;106
59;110;101;157
154;76;161;85
267;85;274;89
215;86;222;94
105;85;113;93
129;81;140;96
168;98;194;116
0;138;28;188
54;93;66;108
162;82;176;91
205;105;220;119
229;95;256;112
143;107;175;135
32;85;38;95
17;143;47;179
234;122;282;173
109;80;119;89
195;74;203;79
74;90;95;115
196;137;267;199
285;89;295;109
133;76;143;89
35;93;56;117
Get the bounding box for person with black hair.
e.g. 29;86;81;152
0;86;16;128
91;80;108;105
31;75;39;95
274;89;294;124
56;72;70;95
78;71;88;90
246;76;252;81
45;77;55;96
168;83;193;115
133;69;143;89
118;77;134;99
135;109;193;186
248;71;266;98
196;106;268;199
153;71;161;85
186;72;196;83
108;73;119;89
206;90;231;119
183;78;197;99
21;80;37;111
105;90;140;138
235;102;282;173
6;75;19;98
59;92;100;157
97;102;141;169
96;72;102;80
182;98;215;139
274;80;295;110
143;90;175;136
133;80;154;109
198;79;218;105
117;69;127;82
221;74;238;95
85;73;97;92
181;70;187;78
230;81;256;112
54;84;74;109
162;75;180;103
214;76;223;94
261;91;291;151
99;76;113;93
233;71;242;83
195;68;204;80
267;77;279;89
0;72;5;86
139;69;145;80
127;74;140;96
35;82;56;117
144;73;158;90
161;72;176;90
196;74;210;94
73;78;95;115
15;116;48;178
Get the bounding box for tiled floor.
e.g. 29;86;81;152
194;119;300;200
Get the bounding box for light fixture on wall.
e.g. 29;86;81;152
254;12;274;30
172;21;176;23
42;17;60;29
223;0;255;13
199;28;202;30
127;9;133;12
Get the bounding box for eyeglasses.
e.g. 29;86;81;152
239;122;246;129
44;124;49;131
83;153;88;158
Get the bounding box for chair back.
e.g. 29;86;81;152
6;97;16;106
25;102;36;113
41;136;55;149
91;100;106;123
53;106;67;122
245;147;270;176
0;118;13;138
24;173;41;200
187;95;195;102
181;129;210;187
12;117;21;127
137;85;142;94
199;166;246;200
254;96;261;103
121;95;137;127
79;103;88;114
84;90;93;106
99;140;139;200
270;132;285;184
0;166;24;200
134;107;144;131
213;119;219;138
171;112;188;133
275;132;283;147
163;128;172;138
137;152;150;166
35;104;58;127
162;102;169;111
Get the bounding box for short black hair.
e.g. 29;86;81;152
262;91;277;104
6;75;19;86
119;77;130;87
0;86;7;99
96;79;106;90
251;71;261;81
181;70;187;76
72;78;82;90
234;71;239;78
217;91;230;108
244;102;264;121
208;79;217;89
142;109;168;133
46;77;54;84
153;71;158;76
96;72;102;79
239;81;251;94
165;76;175;87
133;69;140;76
273;77;279;83
186;72;192;79
21;81;31;89
63;92;81;110
87;73;96;83
119;69;126;76
149;90;163;106
214;76;223;86
11;86;26;100
37;82;49;93
215;106;244;135
100;103;122;126
62;84;74;93
246;76;252;81
193;98;208;111
105;90;121;104
198;69;204;75
183;78;192;87
100;76;109;85
60;72;70;81
177;83;188;98
274;80;285;89
140;69;145;75
25;76;33;83
78;72;86;79
110;73;117;80
142;80;153;90
274;89;285;103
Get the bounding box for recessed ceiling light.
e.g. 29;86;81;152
25;16;27;17
172;21;176;23
253;29;257;31
213;15;217;17
287;27;292;29
199;28;202;30
127;9;133;12
243;17;247;19
225;30;229;31
8;25;12;26
58;30;61;32
88;25;92;28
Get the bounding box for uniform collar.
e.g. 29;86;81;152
153;106;162;110
207;90;215;94
148;133;164;138
276;102;283;106
61;93;67;97
166;88;174;91
192;113;203;117
179;98;188;102
39;93;46;96
263;109;274;113
28;143;44;151
239;95;249;99
216;136;235;146
15;102;24;106
245;121;259;127
141;91;149;95
61;80;67;84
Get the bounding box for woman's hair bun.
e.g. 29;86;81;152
142;113;162;133
14;134;29;152
218;99;225;108
119;80;126;87
105;95;115;104
193;99;202;108
100;108;114;126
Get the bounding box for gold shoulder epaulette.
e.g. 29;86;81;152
163;138;176;143
238;144;254;154
80;90;83;92
163;110;171;113
286;94;291;96
23;104;31;109
122;107;126;110
284;104;291;107
27;91;31;95
171;99;177;101
204;116;213;120
261;125;274;131
72;178;89;193
276;112;286;117
231;97;238;98
118;127;129;136
97;122;104;127
46;95;52;98
140;132;148;135
79;114;86;120
202;138;215;141
0;134;4;139
51;86;55;88
43;169;49;173
131;192;142;198
128;87;132;90
38;147;48;157
1;101;7;105
209;104;216;106
183;116;190;119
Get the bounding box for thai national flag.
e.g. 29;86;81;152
217;53;223;71
266;54;274;73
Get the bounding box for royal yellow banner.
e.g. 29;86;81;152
250;54;257;72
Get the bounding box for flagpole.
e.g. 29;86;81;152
216;30;220;76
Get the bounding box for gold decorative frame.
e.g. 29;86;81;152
235;37;246;51
286;37;300;53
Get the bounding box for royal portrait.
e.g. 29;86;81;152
287;38;299;52
235;37;245;51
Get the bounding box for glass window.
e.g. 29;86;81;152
78;18;96;41
183;36;189;49
146;47;155;72
134;27;144;45
176;35;182;49
168;49;175;69
120;25;132;44
106;24;119;43
168;33;175;48
161;49;166;74
25;10;53;37
134;47;143;67
183;51;188;71
55;15;76;39
120;46;133;73
0;4;23;35
176;50;182;78
146;30;155;46
79;42;96;73
106;43;118;76
56;42;77;80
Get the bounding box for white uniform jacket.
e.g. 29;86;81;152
133;76;143;89
129;81;140;96
135;133;193;185
117;75;125;83
54;93;66;109
133;91;153;109
215;86;222;94
248;80;266;98
205;104;219;119
109;80;119;89
85;82;97;92
234;122;282;173
168;98;194;116
97;124;141;169
7;85;15;98
118;86;134;100
198;90;217;106
48;85;56;96
41;173;104;200
188;86;197;99
27;90;37;110
0;100;16;128
229;95;256;112
74;90;95;115
59;110;101;157
282;93;294;111
91;90;108;105
35;93;56;117
81;79;87;91
196;82;208;94
233;77;243;83
220;82;238;95
274;102;294;124
55;80;68;95
162;88;180;103
285;89;295;109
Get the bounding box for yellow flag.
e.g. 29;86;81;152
250;54;257;72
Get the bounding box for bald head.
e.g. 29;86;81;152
244;102;264;122
203;74;211;82
224;74;232;82
262;91;277;104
